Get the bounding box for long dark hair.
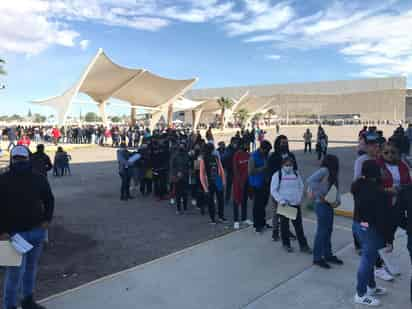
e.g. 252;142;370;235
274;135;288;154
321;154;339;188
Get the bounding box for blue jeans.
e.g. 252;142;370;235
3;227;46;308
353;222;384;296
313;202;334;261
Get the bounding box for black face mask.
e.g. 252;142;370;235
279;145;288;153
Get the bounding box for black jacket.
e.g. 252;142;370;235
352;179;393;243
31;152;53;177
399;185;412;235
0;167;55;234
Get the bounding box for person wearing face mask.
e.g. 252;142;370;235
0;146;55;309
249;140;272;233
171;142;190;214
352;160;393;306
271;157;312;253
267;135;298;241
376;142;411;275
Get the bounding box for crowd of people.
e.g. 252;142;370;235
2;121;412;308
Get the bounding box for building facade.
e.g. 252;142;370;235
186;77;408;124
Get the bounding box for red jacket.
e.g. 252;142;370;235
377;158;411;188
17;136;31;147
376;158;411;206
232;150;250;204
52;128;61;138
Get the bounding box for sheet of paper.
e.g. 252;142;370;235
11;234;33;254
278;205;298;220
0;241;23;266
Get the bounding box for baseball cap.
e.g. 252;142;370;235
11;146;30;158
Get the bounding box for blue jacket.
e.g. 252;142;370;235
249;150;265;188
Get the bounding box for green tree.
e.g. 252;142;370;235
234;108;249;127
111;116;121;123
217;97;234;130
252;112;263;123
85;112;98;122
0;58;6;75
9;114;23;121
33;113;46;123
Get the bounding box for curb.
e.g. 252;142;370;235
334;209;353;219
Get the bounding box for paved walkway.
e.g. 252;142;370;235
41;218;411;309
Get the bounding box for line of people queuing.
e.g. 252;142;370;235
351;125;412;306
117;125;412;307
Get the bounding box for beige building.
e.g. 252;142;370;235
185;77;409;125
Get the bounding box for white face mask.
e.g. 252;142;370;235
282;166;294;175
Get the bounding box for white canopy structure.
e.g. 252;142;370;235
32;49;198;127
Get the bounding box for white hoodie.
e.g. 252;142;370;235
270;169;304;206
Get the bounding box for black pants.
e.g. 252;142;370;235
317;148;327;160
175;180;188;212
120;171;131;199
206;183;224;221
304;142;312;153
253;187;267;230
407;234;412;302
225;171;233;202
140;178;152;195
233;181;249;222
154;169;168;198
280;207;308;248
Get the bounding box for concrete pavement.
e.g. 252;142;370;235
40;218;411;309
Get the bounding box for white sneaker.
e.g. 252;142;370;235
354;294;381;306
242;219;253;225
375;267;394;281
367;286;387;296
234;222;240;230
170;198;175;205
191;199;197;206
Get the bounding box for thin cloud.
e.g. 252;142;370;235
265;54;281;60
79;39;90;51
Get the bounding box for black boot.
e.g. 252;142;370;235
21;295;46;309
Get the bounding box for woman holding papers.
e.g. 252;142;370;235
307;154;342;269
351;160;393;307
270;156;311;253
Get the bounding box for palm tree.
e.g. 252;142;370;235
234;108;250;127
267;108;276;118
252;112;263;125
217;96;234;130
0;58;6;75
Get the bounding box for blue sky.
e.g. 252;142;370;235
1;0;412;117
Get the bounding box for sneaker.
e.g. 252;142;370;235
375;267;394;281
326;255;344;265
313;259;331;269
170;198;175;205
354;294;381;306
272;230;279;241
265;223;273;229
367;286;387;296
218;217;228;223
283;245;294;253
209;220;217;225
191;199;197;206
243;219;253;225
234;222;240;230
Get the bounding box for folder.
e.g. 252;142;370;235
0;241;22;267
278;205;298;220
